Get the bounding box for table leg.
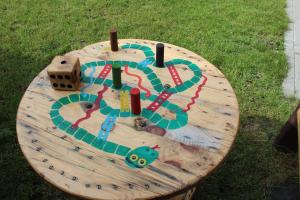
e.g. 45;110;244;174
168;187;196;200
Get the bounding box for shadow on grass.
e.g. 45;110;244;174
0;47;77;200
192;114;298;200
270;177;299;200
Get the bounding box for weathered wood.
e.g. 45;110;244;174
16;39;240;200
47;55;81;91
168;187;196;200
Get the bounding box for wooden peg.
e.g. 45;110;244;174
156;43;164;67
112;63;122;89
110;29;118;51
130;88;141;115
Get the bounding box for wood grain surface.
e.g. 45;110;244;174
16;39;240;200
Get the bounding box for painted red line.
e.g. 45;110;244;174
97;64;112;79
124;65;151;97
167;65;183;86
151;144;160;149
183;75;208;112
72;85;109;128
146;90;172;112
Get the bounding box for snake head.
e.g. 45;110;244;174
125;146;159;168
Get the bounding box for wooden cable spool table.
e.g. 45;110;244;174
16;39;239;200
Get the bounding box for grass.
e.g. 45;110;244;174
0;0;299;199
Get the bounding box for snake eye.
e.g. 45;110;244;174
130;154;138;161
138;158;147;166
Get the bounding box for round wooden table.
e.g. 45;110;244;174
16;39;239;200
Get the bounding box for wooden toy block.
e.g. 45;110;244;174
47;55;81;91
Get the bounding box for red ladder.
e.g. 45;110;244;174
167;65;183;86
146;90;173;112
97;64;112;79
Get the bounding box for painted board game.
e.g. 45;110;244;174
17;38;239;200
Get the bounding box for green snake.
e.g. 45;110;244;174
50;43;203;168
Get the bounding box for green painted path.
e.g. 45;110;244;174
49;43;203;167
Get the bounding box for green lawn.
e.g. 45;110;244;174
0;0;299;199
